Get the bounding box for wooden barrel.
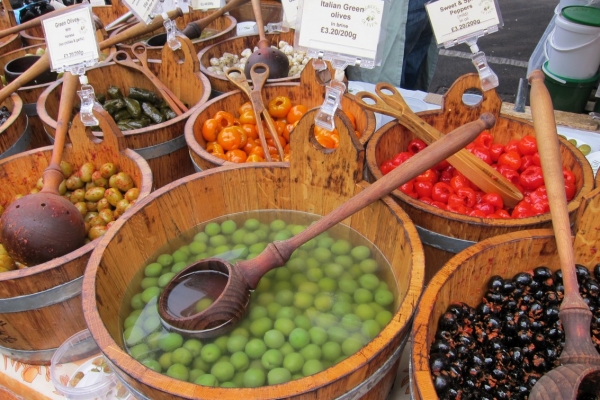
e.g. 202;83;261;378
38;36;211;189
185;60;376;171
410;184;600;399
0;107;152;365
0;92;30;159
0;33;21;57
111;12;236;61
226;0;282;24
198;30;299;94
82;109;424;399
0;45;57;149
365;73;595;283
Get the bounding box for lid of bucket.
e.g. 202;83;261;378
562;5;600;27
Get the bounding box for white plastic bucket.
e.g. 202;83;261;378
547;10;600;79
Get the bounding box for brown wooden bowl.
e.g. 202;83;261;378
410;188;600;400
226;0;282;24
197;30;299;94
91;0;133;28
37;37;211;189
0;33;22;58
110;12;237;60
0;92;28;159
82;110;424;399
365;73;595;283
185;60;375;171
0;107;152;365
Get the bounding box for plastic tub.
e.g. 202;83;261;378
548;6;600;79
50;329;132;400
543;61;598;113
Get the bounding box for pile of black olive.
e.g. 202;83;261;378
0;106;11;126
430;263;600;400
93;86;177;131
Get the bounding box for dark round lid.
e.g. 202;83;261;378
562;6;600;27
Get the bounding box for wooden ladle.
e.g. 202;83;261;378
225;63;285;162
181;0;250;39
243;0;289;79
0;8;185;105
527;71;600;399
0;72;85;266
157;111;496;338
355;83;524;207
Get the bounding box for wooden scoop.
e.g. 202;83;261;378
181;0;250;39
243;0;289;79
0;72;85;266
225;63;285;161
113;45;187;115
0;8;184;105
355;83;523;207
157;111;496;338
527;70;600;400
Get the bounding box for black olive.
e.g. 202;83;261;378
515;385;529;399
447;303;464;317
533;332;546;348
529;279;541;292
487;337;503;352
488;275;504;292
546;326;564;340
528;301;544;318
526;374;539;388
545;291;560;304
517;329;532;344
521;343;536;357
467;366;481;378
513;287;524;298
431;340;451;354
481;382;494;393
458;334;475;348
485;316;501;331
554;269;564;282
522;294;534;305
448;362;462;378
502;279;515;293
594;263;600;281
517;316;531;330
439;312;458;332
532;352;547;371
495;349;510;364
491;367;507;380
495;384;511;399
483;356;494;369
531;320;545;331
544;305;560;321
533;266;552;281
583;278;600;297
456;345;470;358
433;374;451;393
576;264;591;281
430;354;447;374
477;302;492;316
463;377;477;390
556;282;565;294
504;320;517;336
470;353;484;368
513;272;532;287
509;347;523;364
485;292;504;304
505;299;518;311
545;346;558;360
436;330;452;341
532;289;545;300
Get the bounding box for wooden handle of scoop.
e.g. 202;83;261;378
182;0;249;39
40;71;79;195
250;0;269;48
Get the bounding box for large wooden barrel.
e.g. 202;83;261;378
0;45;57;149
0;107;152;365
410;183;600;399
198;30;299;94
83;109;424;399
365;73;595;283
110;11;237;60
38;36;211;189
0;92;30;159
185;60;376;171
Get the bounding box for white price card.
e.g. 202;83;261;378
123;0;161;24
297;0;384;61
281;0;298;28
41;6;100;72
191;0;223;10
426;0;501;46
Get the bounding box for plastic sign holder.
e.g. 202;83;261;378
281;0;298;29
41;5;101;126
426;0;503;91
294;0;385;130
190;0;223;11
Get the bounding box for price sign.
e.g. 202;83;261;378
426;0;501;46
41;6;100;72
281;0;298;28
123;0;161;24
191;0;223;10
296;0;384;61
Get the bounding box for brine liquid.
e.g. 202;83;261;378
166;270;228;318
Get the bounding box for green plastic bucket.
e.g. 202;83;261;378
542;61;598;113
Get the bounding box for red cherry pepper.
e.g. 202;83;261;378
474;132;494;149
450;175;470;191
379;160;396;175
456;187;477;208
565;181;576;201
447;203;468;214
532;152;541;167
431;182;454;204
512;201;533;218
419;197;434;205
415;168;439;184
517;136;538;155
474;202;495;215
481;193;504;210
470;146;493;165
439;171;452;184
489;209;511;219
469;209;488;218
489;143;505;162
519;155;536;172
529;186;548;204
414;181;433;198
563;169;576;185
504;139;522;155
498;151;522;171
531;200;550;215
519;165;544;191
392;152;413;166
398;180;416;198
499;167;521;186
434;160;451;171
431;201;448;210
407;139;427;154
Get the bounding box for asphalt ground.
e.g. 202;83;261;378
427;0;557;103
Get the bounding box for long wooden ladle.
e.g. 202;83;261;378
243;0;289;79
527;71;600;400
355;83;523;207
0;8;184;105
0;72;85;266
156;111;496;338
225;63;285;161
181;0;250;39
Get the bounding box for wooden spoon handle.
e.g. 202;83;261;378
251;0;269;47
40;71;79;195
240;113;496;287
182;0;249;38
529;70;578;296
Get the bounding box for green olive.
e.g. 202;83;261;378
88;225;108;240
115;172;134;192
69;188;86;204
125;187;140;202
85;186;105;202
100;162;118;178
60;160;74;178
65;175;84;190
79;162;95;183
104;188;124;207
92;170;108;188
74;202;88;216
